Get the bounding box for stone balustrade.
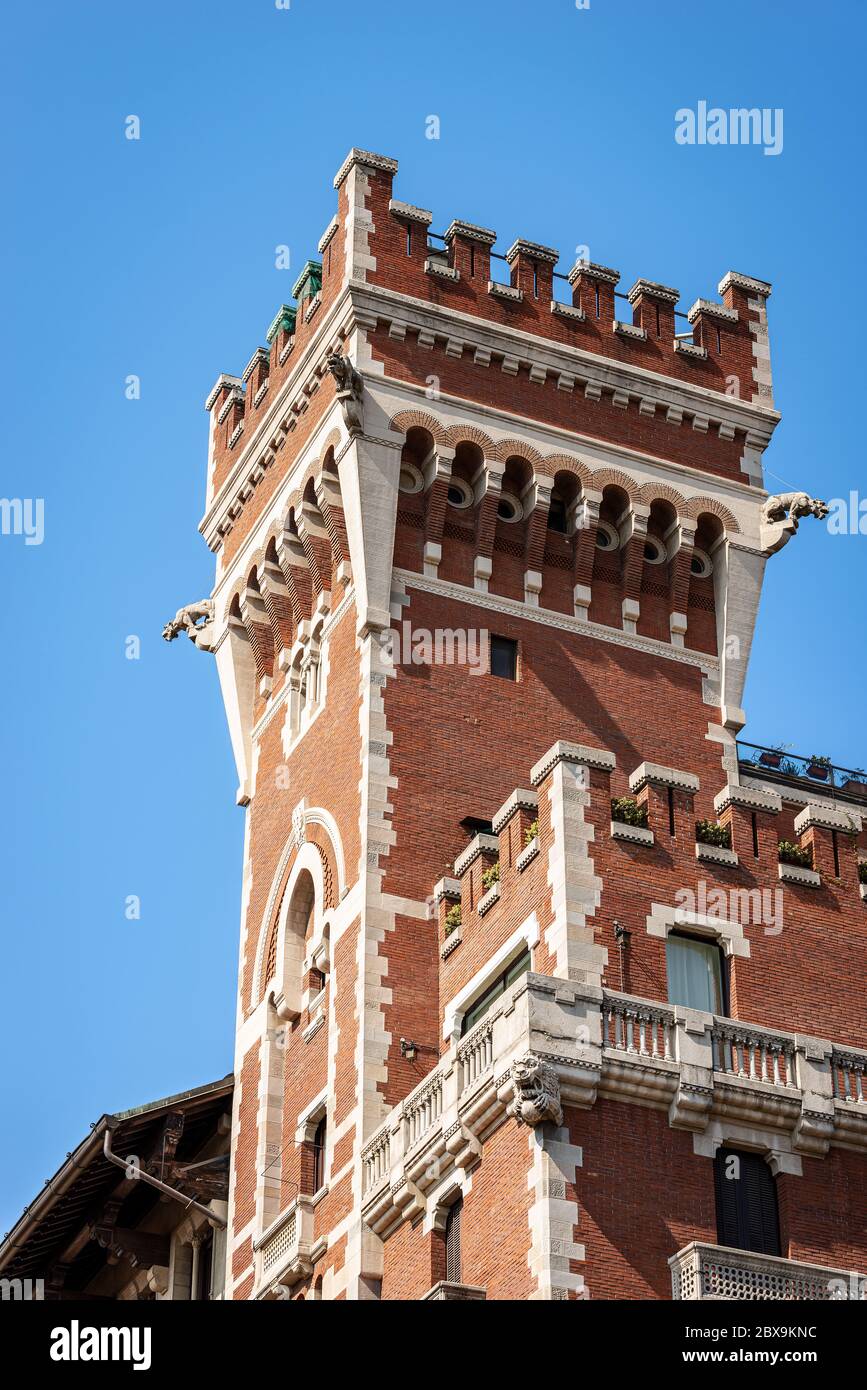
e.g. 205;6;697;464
360;973;867;1238
670;1241;865;1301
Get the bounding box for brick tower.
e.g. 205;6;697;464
174;148;867;1301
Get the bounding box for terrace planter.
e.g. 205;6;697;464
843;779;867;797
778;862;821;889
807;763;831;781
611;820;655;847
759;751;783;769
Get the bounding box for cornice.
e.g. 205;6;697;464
394;569;720;675
198;286;357;546
348;281;781;443
372;373;770;514
198;271;779;553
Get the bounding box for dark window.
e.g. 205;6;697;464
490;636;517;681
461;949;531;1035
547;497;568;533
714;1148;781;1256
445;1197;462;1282
666;932;727;1014
312;1116;327;1192
196;1229;214;1301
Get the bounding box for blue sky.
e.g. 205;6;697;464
1;0;864;1233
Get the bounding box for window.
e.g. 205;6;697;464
496;493;522;523
490;636;517;681
312;1115;327;1193
461;948;530;1035
714;1148;781;1256
446;479;473;509
547;496;568;533
595;521;620;551
445;1197;463;1282
666;932;726;1014
643;536;667;565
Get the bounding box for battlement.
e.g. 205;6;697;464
201;147;777;518
434;740;867;1046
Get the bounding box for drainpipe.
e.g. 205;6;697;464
103;1123;227;1229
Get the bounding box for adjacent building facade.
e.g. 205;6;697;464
4;148;865;1301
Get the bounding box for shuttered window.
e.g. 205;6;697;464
445;1197;462;1283
714;1147;781;1256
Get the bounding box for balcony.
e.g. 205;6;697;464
360;973;867;1240
253;1196;320;1296
422;1281;487;1301
738;741;867;806
670;1242;865;1300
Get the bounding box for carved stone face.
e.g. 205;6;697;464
326;353;349;390
513;1056;542;1088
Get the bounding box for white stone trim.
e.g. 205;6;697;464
714;783;782;816
394;569;720;677
646;901;751;959
630;761;700;794
611;821;654;846
794;803;862;836
492;788;538;834
454;833;499;877
778;862;821;889
695;842;739;867
531;741;616;786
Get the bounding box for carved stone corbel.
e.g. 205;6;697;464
506;1054;564;1128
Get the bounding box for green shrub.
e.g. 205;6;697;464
481;862;500;890
611;797;648;828
778;840;813;869
444;904;462;935
524;819;539;847
858;861;867;885
696;819;732;849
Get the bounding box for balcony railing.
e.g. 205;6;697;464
360;973;867;1240
738;741;867;802
670;1242;865;1300
253;1197;316;1294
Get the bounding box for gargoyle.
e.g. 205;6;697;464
162;599;215;652
506;1053;563;1128
761;491;830;527
326;352;364;435
760;491;829;556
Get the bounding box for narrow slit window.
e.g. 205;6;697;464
490;636;518;681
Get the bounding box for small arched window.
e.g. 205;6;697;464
444;1197;463;1283
312;1115;327;1193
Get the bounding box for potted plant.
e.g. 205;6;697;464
696;819;732;849
806;754;833;782
859;862;867;885
778;840;814;869
755;743;790;770
524;819;539;847
611;796;648;829
842;769;867;797
444;904;462;936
